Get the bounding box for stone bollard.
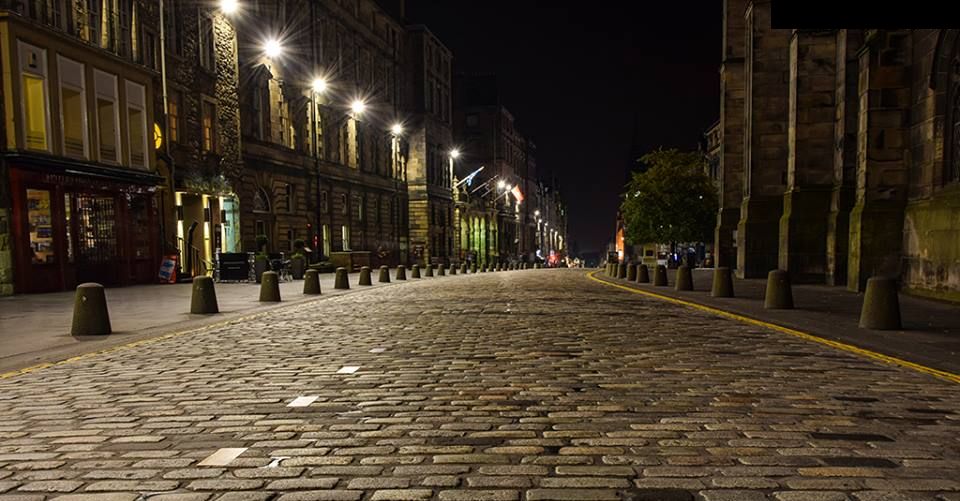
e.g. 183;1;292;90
859;277;902;330
471;263;478;274
675;265;693;291
425;264;434;277
763;270;794;309
71;283;111;336
303;269;321;295
378;265;391;283
358;266;372;286
653;265;668;286
480;264;487;273
711;267;734;298
396;265;407;281
259;271;281;302
616;263;626;279
449;264;457;275
637;264;649;283
607;263;614;276
626;263;637;281
334;267;350;289
438;264;446;276
191;276;219;314
411;264;421;279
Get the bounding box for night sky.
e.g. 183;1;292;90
404;1;722;256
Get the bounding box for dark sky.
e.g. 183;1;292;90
404;1;722;255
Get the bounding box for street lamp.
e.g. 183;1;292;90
220;0;239;14
264;38;283;58
391;123;403;136
449;148;460;159
534;209;540;217
311;77;327;94
497;180;506;190
350;99;366;115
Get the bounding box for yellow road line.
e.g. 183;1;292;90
587;270;960;385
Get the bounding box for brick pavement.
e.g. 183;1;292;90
0;268;958;501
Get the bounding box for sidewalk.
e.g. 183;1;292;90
596;267;960;374
0;269;412;373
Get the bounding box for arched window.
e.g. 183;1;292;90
253;187;271;213
948;37;960;183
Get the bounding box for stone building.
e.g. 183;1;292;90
0;0;162;293
160;0;242;278
717;0;960;301
404;24;454;267
234;0;409;268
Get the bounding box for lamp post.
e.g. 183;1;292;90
310;77;327;261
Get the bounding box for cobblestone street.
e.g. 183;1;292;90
1;269;958;501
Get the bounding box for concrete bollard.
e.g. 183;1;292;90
626;263;637;281
334;267;350;289
480;264;487;273
460;263;468;274
303;269;321;295
653;265;668;286
191;276;219;314
859;277;902;330
425;264;434;277
471;263;478;274
259;271;281;302
675;265;693;291
396;265;407;281
438;264;446;276
763;269;794;309
71;283;111;335
449;264;457;275
711;267;734;298
638;264;650;283
607;263;615;276
358;266;372;286
411;264;421;279
616;263;626;279
378;265;391;283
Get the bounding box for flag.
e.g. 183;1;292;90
457;166;485;188
511;184;524;202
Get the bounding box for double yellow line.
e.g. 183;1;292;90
587;271;960;385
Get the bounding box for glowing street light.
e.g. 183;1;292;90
534;209;540;217
497;180;506;190
350;99;366;115
391;123;404;135
264;39;283;58
311;78;327;94
449;148;460;159
220;0;239;13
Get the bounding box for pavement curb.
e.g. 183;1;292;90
587;270;960;385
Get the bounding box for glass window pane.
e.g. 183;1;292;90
98;98;117;161
23;74;48;151
62;86;85;158
129;106;145;166
27;189;55;264
64;193;73;263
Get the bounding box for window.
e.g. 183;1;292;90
320;191;328;214
94;70;119;163
948;36;960;183
356;196;363;222
166;0;183;55
58;56;87;159
19;42;49;152
254;187;270;213
284;184;293;212
168;92;181;143
341;225;351;251
142;29;159;71
199;14;215;72
27;189;55;264
340;193;348;214
126;81;147;167
322;224;331;257
202;100;216;152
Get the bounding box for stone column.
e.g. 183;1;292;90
848;30;911;291
715;0;746;269
736;0;791;278
778;30;837;283
826;30;862;286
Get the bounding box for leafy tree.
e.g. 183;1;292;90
620;148;718;245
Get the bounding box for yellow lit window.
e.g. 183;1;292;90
23;74;48;151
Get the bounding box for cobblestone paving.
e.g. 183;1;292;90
0;269;958;501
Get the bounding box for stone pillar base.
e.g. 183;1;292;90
714;207;741;269
847;199;906;292
736;196;782;279
778;187;831;284
826;187;854;287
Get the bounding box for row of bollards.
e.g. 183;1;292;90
603;263;901;330
73;260;546;335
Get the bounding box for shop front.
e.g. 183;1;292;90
7;157;163;294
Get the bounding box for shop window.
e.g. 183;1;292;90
94;70;120;163
19;41;49;152
27;189;55;264
58;56;87;159
76;195;117;264
202;100;217;152
221;196;240;253
64;194;74;262
341;225;350;251
126;81;148;167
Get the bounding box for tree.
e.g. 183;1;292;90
620;148;718;246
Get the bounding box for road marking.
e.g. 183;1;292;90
198;447;247;466
369;348;386;353
587;270;960;385
337;366;360;374
287;396;319;407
